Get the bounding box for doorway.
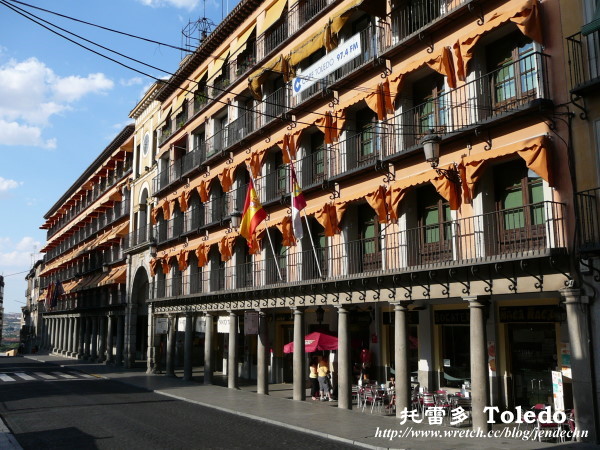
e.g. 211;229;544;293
509;323;557;407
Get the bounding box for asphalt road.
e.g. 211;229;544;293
0;357;355;450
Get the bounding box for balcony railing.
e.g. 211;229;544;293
566;30;600;93
183;204;204;234
181;143;206;176
255;167;290;204
123;224;153;250
379;0;468;54
151;201;565;300
577;187;600;253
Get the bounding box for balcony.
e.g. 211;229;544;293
153;162;182;194
183;204;204;234
181;143;206;176
155;215;184;245
566;30;600;95
151;201;566;301
577;187;600;254
379;0;469;55
123;224;153;250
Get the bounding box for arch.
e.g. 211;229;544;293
130;266;150;364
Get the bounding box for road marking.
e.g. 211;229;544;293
33;372;56;379
13;372;35;380
51;372;76;379
67;372;95;379
0;374;15;382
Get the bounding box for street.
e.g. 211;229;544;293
0;357;355;449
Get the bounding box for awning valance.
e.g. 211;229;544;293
258;0;288;36
208;50;230;80
230;24;256;57
459;135;551;203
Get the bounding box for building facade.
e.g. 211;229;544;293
36;127;134;364
29;0;599;441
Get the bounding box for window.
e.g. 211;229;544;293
304;217;328;279
441;324;470;387
487;34;536;110
349;206;382;274
492;159;546;253
303;132;325;188
414;73;448;135
417;185;453;263
266;231;286;284
142;132;150;157
236;241;253;288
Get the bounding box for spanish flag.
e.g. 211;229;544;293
239;179;267;241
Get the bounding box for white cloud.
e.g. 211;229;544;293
136;0;200;10
0;176;22;192
120;77;144;87
52;73;113;102
0;120;57;148
0;57;114;148
0;236;41;268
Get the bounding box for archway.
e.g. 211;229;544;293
131;266;150;364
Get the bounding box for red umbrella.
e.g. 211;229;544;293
283;332;338;353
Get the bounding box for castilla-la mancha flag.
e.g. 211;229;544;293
240;179;267;241
290;161;306;239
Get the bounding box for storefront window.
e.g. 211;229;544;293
441;325;470;387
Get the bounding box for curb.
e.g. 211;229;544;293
0;415;23;450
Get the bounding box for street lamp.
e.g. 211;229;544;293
228;209;242;233
421;130;461;185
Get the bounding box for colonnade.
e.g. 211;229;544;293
41;314;125;365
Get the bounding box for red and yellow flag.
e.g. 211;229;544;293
239;179;267;241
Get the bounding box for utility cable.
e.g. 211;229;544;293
0;0;492;139
4;0;191;52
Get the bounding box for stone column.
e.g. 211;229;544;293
78;317;85;358
293;307;306;401
90;316;98;360
204;313;214;385
228;311;238;389
50;318;56;352
63;318;69;355
97;316;106;362
561;288;597;442
115;315;124;366
337;305;351;409
66;318;74;356
84;316;92;359
105;315;114;364
394;301;412;415
257;310;269;395
165;315;176;376
183;313;193;381
72;317;79;357
466;296;490;433
57;318;64;353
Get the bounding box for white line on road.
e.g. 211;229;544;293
67;372;94;379
13;373;35;381
0;374;15;382
33;372;56;379
51;372;76;379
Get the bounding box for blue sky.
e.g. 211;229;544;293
0;0;237;313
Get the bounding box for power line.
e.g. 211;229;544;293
1;1;481;141
2;270;30;277
4;0;191;52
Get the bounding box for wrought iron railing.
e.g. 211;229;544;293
379;0;468;53
577;187;600;253
566;30;600;91
151;201;565;300
123;224;152;250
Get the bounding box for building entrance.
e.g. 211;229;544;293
509;323;556;407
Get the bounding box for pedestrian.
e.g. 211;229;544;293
317;359;333;401
309;358;319;400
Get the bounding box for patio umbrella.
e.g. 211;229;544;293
283;331;338;353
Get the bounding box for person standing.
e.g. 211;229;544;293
317;359;333;401
309;358;319;400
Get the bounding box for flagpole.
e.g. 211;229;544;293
302;210;323;279
246;167;283;281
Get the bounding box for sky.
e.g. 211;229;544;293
0;0;238;314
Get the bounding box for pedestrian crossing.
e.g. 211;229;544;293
0;370;98;383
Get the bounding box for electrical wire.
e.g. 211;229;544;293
0;0;496;139
4;0;191;52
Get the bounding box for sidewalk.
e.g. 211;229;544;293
20;354;594;449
